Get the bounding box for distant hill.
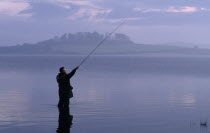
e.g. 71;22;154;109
1;32;210;55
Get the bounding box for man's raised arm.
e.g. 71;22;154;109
67;66;79;79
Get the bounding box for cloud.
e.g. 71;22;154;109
166;6;197;13
91;17;142;23
134;6;203;13
200;7;210;11
63;5;71;9
60;0;100;8
68;8;112;20
64;0;113;22
0;1;32;17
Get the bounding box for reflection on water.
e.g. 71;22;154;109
183;94;196;105
57;106;73;133
1;56;210;133
168;94;196;106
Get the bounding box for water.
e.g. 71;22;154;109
1;55;210;133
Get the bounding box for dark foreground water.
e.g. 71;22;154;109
1;55;210;133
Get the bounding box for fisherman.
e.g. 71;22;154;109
56;66;79;107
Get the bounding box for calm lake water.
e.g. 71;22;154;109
1;55;210;133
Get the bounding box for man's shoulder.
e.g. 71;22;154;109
56;73;67;79
56;73;62;79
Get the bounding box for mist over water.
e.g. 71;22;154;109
1;55;210;133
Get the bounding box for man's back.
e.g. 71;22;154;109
56;72;72;91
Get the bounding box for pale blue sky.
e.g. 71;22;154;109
1;0;210;46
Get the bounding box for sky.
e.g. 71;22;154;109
1;0;210;46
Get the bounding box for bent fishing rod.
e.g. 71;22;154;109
78;19;127;67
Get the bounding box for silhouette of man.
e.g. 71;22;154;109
56;66;79;107
57;106;73;133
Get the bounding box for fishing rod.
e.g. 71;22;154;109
78;19;127;67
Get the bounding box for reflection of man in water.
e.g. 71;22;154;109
57;106;73;133
56;66;79;107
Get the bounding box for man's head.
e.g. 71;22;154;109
59;67;67;73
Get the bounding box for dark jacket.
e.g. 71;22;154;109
56;68;77;98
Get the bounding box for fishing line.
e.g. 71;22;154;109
78;19;127;67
